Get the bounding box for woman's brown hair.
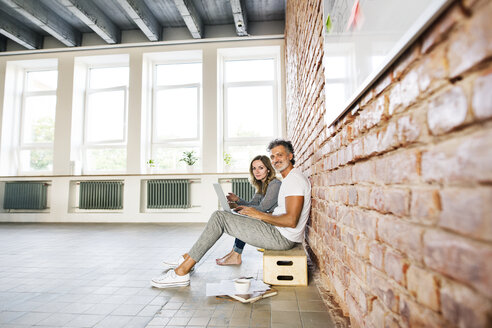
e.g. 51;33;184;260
249;155;277;195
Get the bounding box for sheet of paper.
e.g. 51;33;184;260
205;279;270;297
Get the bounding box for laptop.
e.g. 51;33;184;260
213;183;250;218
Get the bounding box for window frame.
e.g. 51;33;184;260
150;59;202;172
81;64;129;174
219;51;281;170
18;68;58;174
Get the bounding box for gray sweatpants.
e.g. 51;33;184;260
188;210;296;262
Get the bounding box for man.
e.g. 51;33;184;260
151;139;311;288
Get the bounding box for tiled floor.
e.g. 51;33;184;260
0;223;337;328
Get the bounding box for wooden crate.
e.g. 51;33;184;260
263;244;308;286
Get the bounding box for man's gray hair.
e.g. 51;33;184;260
267;139;295;165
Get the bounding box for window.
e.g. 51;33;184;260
19;69;58;173
220;48;280;171
83;66;129;173
151;60;202;171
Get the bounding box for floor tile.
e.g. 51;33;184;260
0;223;340;328
270;311;301;326
93;315;133;328
300;311;336;328
37;313;78;326
65;314;105;327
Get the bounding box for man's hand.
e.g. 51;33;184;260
236;196;304;228
236;206;262;218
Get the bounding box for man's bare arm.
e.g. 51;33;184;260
236;196;304;228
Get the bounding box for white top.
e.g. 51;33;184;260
273;168;311;242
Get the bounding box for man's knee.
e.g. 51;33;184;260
210;210;225;224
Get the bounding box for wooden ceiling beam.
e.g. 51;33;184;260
59;0;120;44
0;0;81;47
0;12;42;49
114;0;161;41
172;0;203;39
230;0;248;36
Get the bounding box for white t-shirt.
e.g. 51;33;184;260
273;168;311;242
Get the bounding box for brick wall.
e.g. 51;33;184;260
285;0;492;327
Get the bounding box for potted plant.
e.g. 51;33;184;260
223;152;232;172
146;159;156;174
179;151;198;172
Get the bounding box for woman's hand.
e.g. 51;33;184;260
226;192;239;202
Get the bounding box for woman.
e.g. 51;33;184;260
216;155;281;265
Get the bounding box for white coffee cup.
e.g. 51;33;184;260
234;278;251;294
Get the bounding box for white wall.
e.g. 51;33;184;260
0;37;286;222
0;173;248;222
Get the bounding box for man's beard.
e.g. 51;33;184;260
275;161;290;172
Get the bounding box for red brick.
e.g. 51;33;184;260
357;186;371;209
351;138;364;161
352;161;375;184
399;293;446;328
348;273;372;314
384;249;409;286
375;74;393;96
369;187;410;217
472;69;492;120
421;129;492;183
340;125;353;145
427;85;468;136
396;114;421;146
355;235;370;260
448;1;492;77
424;229;492;296
357;96;388;132
410;188;441;225
363;132;380;157
345;249;366;282
417;45;449;93
369;241;385;271
359;88;374;108
397;69;420;111
335;186;349;205
341;227;357;251
462;0;484;10
367;299;386;327
378;121;399;153
333;273;347;305
348;186;357;206
421;4;464;54
374;151;420;184
440;278;492;328
394;44;420;79
352;210;378;240
368;268;400;313
384;313;403;328
378;216;423;262
346;292;364;328
439;187;492;242
334;166;352;185
388;84;402;116
407;265;440;311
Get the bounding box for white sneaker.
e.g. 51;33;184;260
162;256;184;270
151;270;190;288
162;256;194;272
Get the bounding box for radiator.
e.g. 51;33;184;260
79;181;123;210
3;182;48;210
147;179;190;209
232;178;255;202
